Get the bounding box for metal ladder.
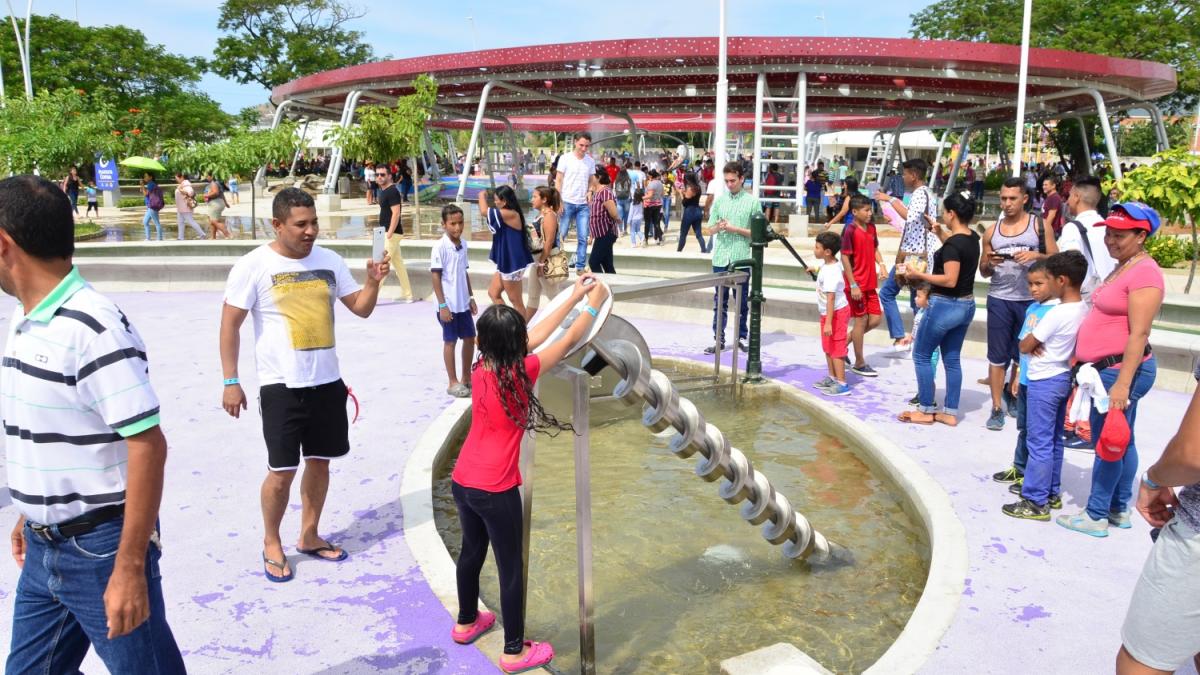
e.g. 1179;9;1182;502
860;131;892;184
751;73;805;211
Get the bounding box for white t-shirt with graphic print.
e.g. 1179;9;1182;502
224;244;361;388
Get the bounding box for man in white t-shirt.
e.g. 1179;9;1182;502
555;131;597;273
219;188;391;582
1055;176;1114;301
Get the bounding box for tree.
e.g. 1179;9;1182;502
1118;119;1196;157
1114;149;1200;291
910;0;1199;110
164;123;304;236
210;0;374;92
0;89;119;177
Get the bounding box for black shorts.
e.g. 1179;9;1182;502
259;379;350;471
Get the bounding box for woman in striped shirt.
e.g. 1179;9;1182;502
587;169;620;274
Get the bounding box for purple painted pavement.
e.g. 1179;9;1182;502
0;293;1194;674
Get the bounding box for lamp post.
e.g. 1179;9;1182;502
5;0;32;99
711;0;729;183
466;16;477;52
1010;0;1033;177
815;12;827;37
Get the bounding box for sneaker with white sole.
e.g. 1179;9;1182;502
1002;498;1050;521
1056;511;1109;537
1108;510;1132;529
812;376;835;391
850;363;878;377
823;382;851;397
986;408;1006;431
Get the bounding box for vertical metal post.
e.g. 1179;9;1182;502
457;81;495;203
1146;104;1170;153
566;367;596;675
943;126;977;201
288;118;310;176
712;0;729;180
796;72;808;184
713;279;727;385
744;211;768;384
751;72;766;200
730;281;742;396
879;119;909;182
321;91;362;193
1088;89;1122;180
929;129;950;185
258;99;296;186
1076;117;1093;175
1011;0;1034;178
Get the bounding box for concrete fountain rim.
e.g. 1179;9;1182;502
399;355;967;674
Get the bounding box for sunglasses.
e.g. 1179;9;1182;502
375;173;389;178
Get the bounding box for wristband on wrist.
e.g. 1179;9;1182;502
1142;469;1162;490
223;377;239;386
583;305;599;318
438;302;448;309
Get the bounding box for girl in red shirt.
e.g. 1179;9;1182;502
450;275;609;673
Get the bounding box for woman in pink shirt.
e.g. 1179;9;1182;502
1057;203;1164;538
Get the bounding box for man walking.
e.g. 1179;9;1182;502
555;132;597;274
704;162;754;354
3;176;185;673
375;165;414;302
220;188;390;582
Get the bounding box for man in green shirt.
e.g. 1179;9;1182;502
704;162;754;354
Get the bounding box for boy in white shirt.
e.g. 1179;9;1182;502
812;231;851;396
1003;250;1090;521
430;204;477;397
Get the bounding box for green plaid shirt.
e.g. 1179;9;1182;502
707;189;755;268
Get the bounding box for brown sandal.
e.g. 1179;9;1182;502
934;413;958;427
898;411;935;425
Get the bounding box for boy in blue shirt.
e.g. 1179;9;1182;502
992;260;1054;488
1003;251;1089;520
84;180;99;217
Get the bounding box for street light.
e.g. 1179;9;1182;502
1010;0;1033;176
5;0;32;99
815;12;827;37
466;16;478;52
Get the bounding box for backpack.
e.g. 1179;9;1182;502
148;186;164;211
615;175;631;200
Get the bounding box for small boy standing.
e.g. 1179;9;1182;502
629;191;645;248
992;260;1056;487
1002;251;1090;521
430;204;477;398
905;284;941;405
813;231;851;396
840;194;888;377
85;180;100;217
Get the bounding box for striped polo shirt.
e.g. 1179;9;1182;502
3;267;161;525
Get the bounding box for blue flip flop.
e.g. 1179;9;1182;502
297;544;348;562
263;552;294;583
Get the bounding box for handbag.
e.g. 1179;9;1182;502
543;248;569;280
525;219;544;255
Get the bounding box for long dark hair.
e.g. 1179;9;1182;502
474;304;572;436
493;185;527;230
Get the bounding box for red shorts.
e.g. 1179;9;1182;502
845;288;881;318
821;305;851;359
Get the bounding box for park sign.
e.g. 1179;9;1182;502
94;158;119;191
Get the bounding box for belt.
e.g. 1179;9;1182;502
29;503;125;541
1093;344;1152;371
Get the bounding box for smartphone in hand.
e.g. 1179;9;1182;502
372;226;386;263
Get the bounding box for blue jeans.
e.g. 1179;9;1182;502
1085;358;1157;520
662;196;672;228
712;265;749;343
142;209;163;240
563;201;590;270
7;518;185;674
880;266;918;340
913;295;975;416
677;205;707;252
1012;384;1029;473
616;198;630;234
1022;372;1072;505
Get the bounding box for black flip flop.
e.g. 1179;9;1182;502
297;544;348;562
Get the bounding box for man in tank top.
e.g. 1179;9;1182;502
979;177;1058;431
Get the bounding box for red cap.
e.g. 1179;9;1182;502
1096;408;1131;461
1101;210;1153;233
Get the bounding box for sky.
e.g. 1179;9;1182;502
31;0;930;113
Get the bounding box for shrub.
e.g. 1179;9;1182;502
1145;234;1188;269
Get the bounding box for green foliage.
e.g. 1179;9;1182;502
1118;119;1196;157
0;89;118;176
910;0;1199;110
983;168;1008;191
164;123;302;178
326;75;438;163
1115;149;1200;289
1145;234;1189;268
237;105;266;128
210;0;374;91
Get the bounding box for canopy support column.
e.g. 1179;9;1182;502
322;91;363;193
1087;89;1122;180
880;118;911;181
944;125;978;201
288;118;310;177
456;81;495;204
929;129;950;186
256;99;295;186
1146;104;1170;153
1074;117;1093;175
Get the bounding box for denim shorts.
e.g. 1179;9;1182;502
986;295;1032;367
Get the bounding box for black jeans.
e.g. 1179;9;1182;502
589;232;617;273
677;205;707;252
643;205;663;242
452;481;525;655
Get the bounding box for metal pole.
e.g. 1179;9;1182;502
1146;104;1169;153
879;118;909;182
566;367;596;675
943;126;977;200
711;0;729;182
1076;117;1093;174
5;0;31;99
1010;0;1033;178
456;81;494;204
288;118;310;176
1087;89;1122;180
929;129;950;185
713;278;727;384
744;212;768;383
730;281;742;395
751;73;766;199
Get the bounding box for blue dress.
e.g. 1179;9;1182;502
488;208;534;274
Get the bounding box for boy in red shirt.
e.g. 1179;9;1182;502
840;194;888;377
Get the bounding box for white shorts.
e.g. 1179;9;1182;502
1121;517;1200;671
498;268;525;282
526;261;567;307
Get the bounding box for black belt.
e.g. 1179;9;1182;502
1093;344;1152;371
29;503;125;540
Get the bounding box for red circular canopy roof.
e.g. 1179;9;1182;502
272;37;1176;132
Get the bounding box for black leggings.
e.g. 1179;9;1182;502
588;232;617;273
643;205;663;242
452;481;525;655
677;205;707;252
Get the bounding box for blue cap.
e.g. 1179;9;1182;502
1103;201;1161;235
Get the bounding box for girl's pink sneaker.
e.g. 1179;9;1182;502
451;610;495;645
499;640;554;673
